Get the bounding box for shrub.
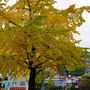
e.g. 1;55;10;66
80;74;90;90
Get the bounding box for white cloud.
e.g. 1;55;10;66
54;0;72;10
7;0;16;6
54;0;90;9
71;0;90;8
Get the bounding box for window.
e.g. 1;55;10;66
20;81;25;86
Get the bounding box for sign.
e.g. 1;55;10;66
10;87;26;90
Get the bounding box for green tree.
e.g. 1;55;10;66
0;0;90;90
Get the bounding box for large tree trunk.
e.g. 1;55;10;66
28;68;36;90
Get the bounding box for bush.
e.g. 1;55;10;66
35;82;42;90
44;83;64;90
80;74;90;90
48;85;63;90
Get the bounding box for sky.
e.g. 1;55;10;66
7;0;90;48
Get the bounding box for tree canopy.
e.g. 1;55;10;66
0;0;90;89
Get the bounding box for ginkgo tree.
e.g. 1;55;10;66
0;0;90;90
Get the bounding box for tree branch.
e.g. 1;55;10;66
43;55;54;60
34;46;49;68
36;45;49;61
35;55;55;68
21;44;34;69
26;0;32;19
34;0;42;7
36;69;42;74
0;10;22;27
35;59;48;68
32;0;42;16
